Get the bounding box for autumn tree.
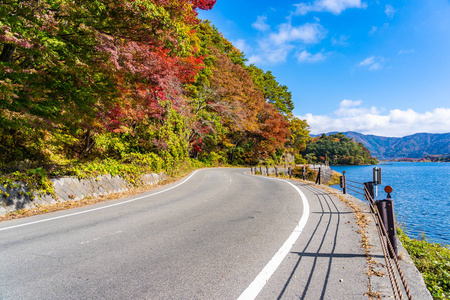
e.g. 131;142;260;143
0;0;213;164
247;65;294;116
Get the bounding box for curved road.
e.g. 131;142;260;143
0;168;368;299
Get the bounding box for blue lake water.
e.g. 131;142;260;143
330;162;450;246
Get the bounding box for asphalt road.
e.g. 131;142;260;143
0;168;369;299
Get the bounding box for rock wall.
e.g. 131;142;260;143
0;172;166;215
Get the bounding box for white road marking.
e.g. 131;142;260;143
0;170;201;232
238;174;310;300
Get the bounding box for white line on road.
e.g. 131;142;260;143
238;174;310;300
0;170;201;232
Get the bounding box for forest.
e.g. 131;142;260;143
301;133;379;165
0;0;375;186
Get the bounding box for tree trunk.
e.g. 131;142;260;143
0;43;16;62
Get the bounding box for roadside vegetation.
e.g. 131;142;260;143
0;0;376;197
397;228;450;299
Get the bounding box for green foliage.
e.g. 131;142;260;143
301;133;378;165
199;151;227;166
0;0;309;191
247;65;294;115
397;228;450;299
292;166;316;181
294;154;308;164
0;168;54;198
288;117;311;151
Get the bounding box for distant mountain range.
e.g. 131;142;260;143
312;132;450;159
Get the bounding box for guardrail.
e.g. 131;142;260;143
249;164;332;185
339;168;413;300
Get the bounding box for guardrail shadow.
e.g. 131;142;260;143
277;183;341;300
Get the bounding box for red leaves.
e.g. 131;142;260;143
191;0;217;10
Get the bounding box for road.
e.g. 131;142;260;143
0;168;368;299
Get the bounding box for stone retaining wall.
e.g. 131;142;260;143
0;172;167;215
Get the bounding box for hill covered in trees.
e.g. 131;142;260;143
316;132;450;159
0;0;311;177
301;133;378;165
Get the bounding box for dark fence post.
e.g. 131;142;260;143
375;187;398;258
250;166;253;174
340;176;345;193
266;165;269;176
275;166;278;177
259;166;262;174
315;167;322;184
342;171;347;194
288;167;292;179
364;182;375;206
302;165;306;180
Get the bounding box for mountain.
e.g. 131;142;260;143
312;132;450;159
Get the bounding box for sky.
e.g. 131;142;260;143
198;0;450;137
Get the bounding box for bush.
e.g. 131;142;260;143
397;228;450;299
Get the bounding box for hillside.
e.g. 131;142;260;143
315;132;450;159
300;133;378;165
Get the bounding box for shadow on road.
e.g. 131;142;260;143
277;183;341;300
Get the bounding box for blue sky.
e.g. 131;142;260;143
198;0;450;137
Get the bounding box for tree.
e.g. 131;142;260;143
247;65;294;115
300;133;378;165
0;0;214;163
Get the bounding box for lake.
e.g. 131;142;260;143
330;162;450;246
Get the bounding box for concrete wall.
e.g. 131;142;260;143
0;172;166;215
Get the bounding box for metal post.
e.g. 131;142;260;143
342;171;347;194
275;166;278;177
319;167;321;184
364;182;375;206
266;165;269;176
375;191;398;258
259;166;262;174
288;167;292;179
315;167;322;184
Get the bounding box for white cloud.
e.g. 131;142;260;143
332;34;349;46
358;56;375;67
384;4;396;18
248;40;293;64
358;56;384;70
295;0;367;15
233;39;251;53
252;15;270;32
299;101;450;137
297;50;326;63
247;22;327;65
270;23;327;45
369;23;389;35
340;99;362;107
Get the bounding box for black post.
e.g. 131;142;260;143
302;165;306;180
315;167;322;184
250;166;253;174
375;196;398;258
275;166;278;177
342;171;347;194
288;167;292;179
266;166;269;176
259;166;262;174
364;182;375;206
